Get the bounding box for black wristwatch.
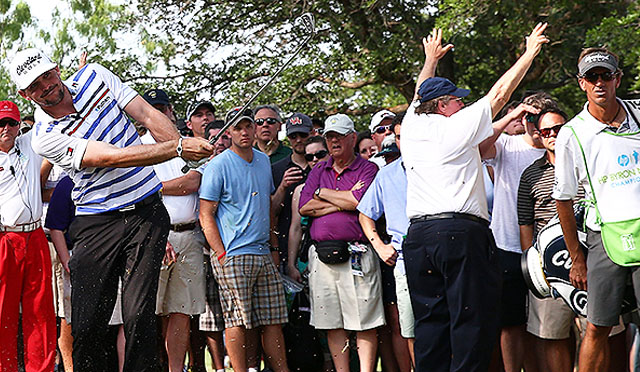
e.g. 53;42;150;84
315;187;321;198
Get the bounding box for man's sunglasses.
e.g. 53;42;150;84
580;71;619;84
289;132;309;140
255;118;280;126
0;119;20;128
304;150;329;162
374;125;391;134
539;124;564;138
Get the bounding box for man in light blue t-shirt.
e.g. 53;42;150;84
199;107;290;372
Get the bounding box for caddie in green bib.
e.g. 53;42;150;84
566;103;640;265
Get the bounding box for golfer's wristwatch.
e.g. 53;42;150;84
176;138;184;158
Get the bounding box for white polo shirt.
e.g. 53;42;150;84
401;97;494;220
0;132;44;226
31;63;161;215
140;132;199;224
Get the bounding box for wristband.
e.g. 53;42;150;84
176;137;184;158
217;251;226;262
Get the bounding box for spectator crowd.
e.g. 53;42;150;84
3;22;640;372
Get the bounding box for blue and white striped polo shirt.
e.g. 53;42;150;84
31;63;161;215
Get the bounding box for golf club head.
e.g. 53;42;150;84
298;13;316;35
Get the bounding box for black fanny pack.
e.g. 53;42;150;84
315;240;350;264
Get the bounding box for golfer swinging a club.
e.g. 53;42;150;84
10;48;212;372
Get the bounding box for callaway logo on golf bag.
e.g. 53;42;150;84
521;205;637;317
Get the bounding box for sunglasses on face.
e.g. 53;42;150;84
289;132;309;140
539;124;564;138
304;150;329;162
0;119;20;128
324;132;350;141
374;125;391;134
255;117;279;126
581;71;618;84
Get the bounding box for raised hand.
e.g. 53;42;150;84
510;103;540;120
280;167;304;190
525;23;549;57
423;28;454;62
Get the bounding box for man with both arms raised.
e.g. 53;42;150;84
401;25;548;371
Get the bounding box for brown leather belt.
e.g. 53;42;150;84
170;221;197;232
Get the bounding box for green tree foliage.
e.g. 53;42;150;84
435;0;639;116
135;0;440;127
1;0;639;124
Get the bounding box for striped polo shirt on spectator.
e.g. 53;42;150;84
517;154;584;236
31;63;161;214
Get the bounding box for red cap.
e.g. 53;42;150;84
0;101;20;123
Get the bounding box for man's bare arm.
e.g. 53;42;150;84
359;213;397;266
287;186;304;282
124;95;180;142
199;200;226;260
81;137;213;168
479;103;540;159
162;171;201;196
519;224;535;252
40;159;53;191
413;28;454;101
556;199;587;290
299;199;339;217
315;188;359;210
485;23;549;117
50;229;71;273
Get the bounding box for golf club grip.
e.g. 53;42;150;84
181;159;207;173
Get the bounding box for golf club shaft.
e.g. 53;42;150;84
181;16;315;173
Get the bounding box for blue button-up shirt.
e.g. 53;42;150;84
357;157;409;273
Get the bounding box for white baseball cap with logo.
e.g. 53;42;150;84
9;48;58;90
324;114;354;135
369;109;396;132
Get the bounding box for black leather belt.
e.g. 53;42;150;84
410;212;489;227
108;192;161;214
170;221;197;232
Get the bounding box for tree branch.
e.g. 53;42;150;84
315;75;377;89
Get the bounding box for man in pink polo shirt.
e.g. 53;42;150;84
299;113;383;372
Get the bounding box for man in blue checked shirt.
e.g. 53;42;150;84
10;48;213;372
357;115;415;369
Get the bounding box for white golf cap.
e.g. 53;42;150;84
369;109;396;132
9;48;57;90
324;114;354;135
